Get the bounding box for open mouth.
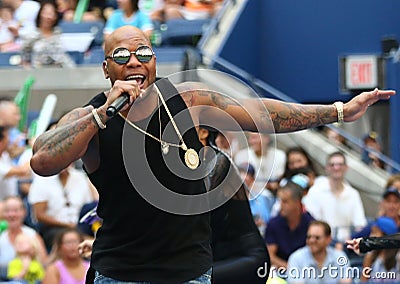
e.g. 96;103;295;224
126;75;145;88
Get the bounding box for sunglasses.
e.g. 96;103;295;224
105;46;155;64
328;162;345;168
306;235;323;241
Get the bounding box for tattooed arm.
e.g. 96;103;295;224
30;106;103;176
185;85;395;133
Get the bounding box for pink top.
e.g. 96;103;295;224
54;260;89;284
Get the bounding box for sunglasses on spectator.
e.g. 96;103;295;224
306;235;323;241
105;46;155;64
328;162;345;167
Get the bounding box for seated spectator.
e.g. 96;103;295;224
352;187;400;239
103;0;154;41
270;172;311;218
42;228;89;284
235;133;286;193
0;196;48;280
0;3;20;52
287;221;352;284
1;0;40;41
238;162;271;237
56;0;106;22
0;126;31;200
180;0;223;20
385;173;400;192
28;165;95;251
0;97;27;163
21;1;76;68
152;0;222;22
304;151;367;244
139;0;165;17
283;146;318;181
360;216;399;282
361;131;385;170
270;146;317;218
150;0;184;22
264;180;315;269
323;126;347;146
7;232;45;283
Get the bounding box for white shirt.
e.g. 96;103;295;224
14;0;40;39
28;168;93;224
304;177;367;241
0;19;18;44
235;146;286;189
0;152;18;200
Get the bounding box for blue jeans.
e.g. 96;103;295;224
94;268;212;284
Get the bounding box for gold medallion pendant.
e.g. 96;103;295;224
184;148;199;170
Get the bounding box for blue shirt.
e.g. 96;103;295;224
249;195;270;225
104;9;154;34
264;211;314;261
287;246;350;283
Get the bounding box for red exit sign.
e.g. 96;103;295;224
345;55;378;89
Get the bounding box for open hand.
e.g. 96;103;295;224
344;88;395;122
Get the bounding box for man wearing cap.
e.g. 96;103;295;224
361;131;385;169
352;187;400;239
359;216;398;282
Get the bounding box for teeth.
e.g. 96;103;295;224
126;75;144;80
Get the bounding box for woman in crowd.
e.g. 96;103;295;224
103;0;154;40
43;228;89;284
21;1;75;68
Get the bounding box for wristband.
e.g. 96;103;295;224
333;101;344;124
92;108;106;129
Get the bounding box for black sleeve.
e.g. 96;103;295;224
360;233;400;253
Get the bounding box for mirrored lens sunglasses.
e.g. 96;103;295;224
105;46;154;64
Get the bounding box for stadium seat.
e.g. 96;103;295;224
0;52;21;68
67;51;85;65
153;46;187;63
159;19;210;46
83;47;105;65
59;20;105;47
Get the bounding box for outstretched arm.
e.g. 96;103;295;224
189;86;395;133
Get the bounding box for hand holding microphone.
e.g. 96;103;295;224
106;93;130;117
105;80;150;117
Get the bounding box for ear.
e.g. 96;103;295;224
102;61;109;79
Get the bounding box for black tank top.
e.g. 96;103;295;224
85;79;212;283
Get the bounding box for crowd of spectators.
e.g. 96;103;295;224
0;97;96;283
218;130;400;283
0;0;223;68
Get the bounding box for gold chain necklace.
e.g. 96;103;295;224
118;85;200;170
